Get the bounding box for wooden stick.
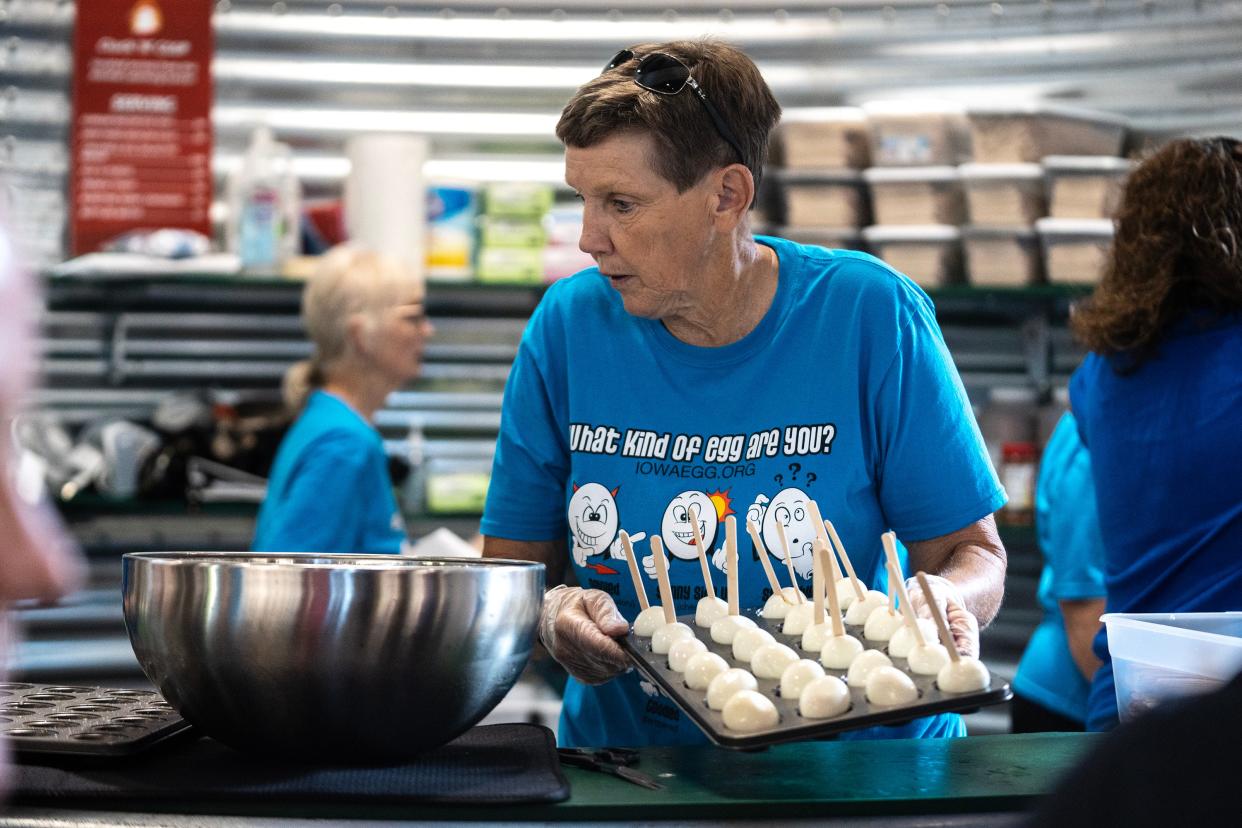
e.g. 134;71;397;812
726;516;739;617
619;530;649;610
773;521;807;603
917;571;960;663
881;531;901;614
650;536;677;625
889;561;926;647
820;539;845;638
824;519;866;602
746;519;791;603
811;533;825;626
687;506;716;600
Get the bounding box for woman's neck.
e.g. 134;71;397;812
663;238;779;348
321;367;394;423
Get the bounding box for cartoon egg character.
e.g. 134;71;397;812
661;490;719;561
761;487;816;563
567;482;619;559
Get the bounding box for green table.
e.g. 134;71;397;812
3;733;1098;824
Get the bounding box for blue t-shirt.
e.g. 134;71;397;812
253;389;406;554
1013;411;1105;724
1071;314;1242;731
483;236;1006;747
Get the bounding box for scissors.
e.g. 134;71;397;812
556;747;665;790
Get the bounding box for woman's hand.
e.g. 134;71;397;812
538;585;631;684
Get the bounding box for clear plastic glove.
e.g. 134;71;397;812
538;584;631;685
904;574;979;658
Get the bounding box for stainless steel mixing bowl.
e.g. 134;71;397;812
122;552;544;762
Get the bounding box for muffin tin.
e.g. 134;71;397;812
0;682;192;757
621;609;1011;749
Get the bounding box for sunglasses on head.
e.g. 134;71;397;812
602;49;746;166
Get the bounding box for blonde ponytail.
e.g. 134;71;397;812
282;358;324;413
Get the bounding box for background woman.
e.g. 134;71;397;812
253;245;434;554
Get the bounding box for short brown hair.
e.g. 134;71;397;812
1072;136;1242;372
556;39;781;197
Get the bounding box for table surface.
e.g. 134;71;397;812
3;732;1099;824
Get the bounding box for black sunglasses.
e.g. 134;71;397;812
602;49;746;167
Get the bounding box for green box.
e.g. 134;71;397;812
477;246;544;283
484;182;554;218
479;216;547;249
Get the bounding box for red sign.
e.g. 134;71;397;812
70;0;213;255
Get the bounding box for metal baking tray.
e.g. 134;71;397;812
0;682;193;757
621;609;1011;750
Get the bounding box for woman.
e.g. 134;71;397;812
253;245;434;554
481;39;1008;747
1069;136;1242;731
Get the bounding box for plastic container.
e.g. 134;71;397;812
998;441;1037;526
1103;612;1242;722
1036;217;1114;285
862;100;971;166
776;107;871;169
1044;155;1134;219
778;227;865;254
959;163;1046;225
425;184;478;282
863;166;964;226
962;225;1045;287
226;126;301;273
780;169;869;228
965;104;1129;163
862;224;962;288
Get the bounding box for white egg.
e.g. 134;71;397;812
862;606;904;642
633;606;667;637
888;619;939;658
780;659;826;700
695;596;729;628
651;622;695;654
799;675;851;719
819;633;864;670
834;578;859;609
732;628;776;663
710;614;758;645
667;637;708;672
683;652;729;690
721;689;780;732
844;590;889;626
751;642;801;680
761;587;804;620
865;665;919;706
800;621;835;653
706;667;758;710
937;657;991;694
846;649;892;688
907;642;951;676
782;602;816;636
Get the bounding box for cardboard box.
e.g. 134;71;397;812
776;107;871;169
863;166;965;225
781;169;869;228
862;100;971;166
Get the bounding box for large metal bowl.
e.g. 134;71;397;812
122;552;544;762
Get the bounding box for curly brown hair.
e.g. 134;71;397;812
1071;136;1242;372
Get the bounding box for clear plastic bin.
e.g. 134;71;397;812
1035;217;1114;285
863;166;964;226
1044;155;1134;219
862;224;962;288
962;225;1045;287
1103;612;1242;722
776;107;871;169
959;163;1046;225
966;104;1128;163
862;100;971;166
780;169;870;228
778;227;866;254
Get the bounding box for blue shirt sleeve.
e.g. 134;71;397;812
871;286;1007;540
1038;413;1106;601
481;298;571;542
255;433;378;554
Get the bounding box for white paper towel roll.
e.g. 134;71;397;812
344;134;428;280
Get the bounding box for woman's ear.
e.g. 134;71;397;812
346;313;373;357
712;163;756;230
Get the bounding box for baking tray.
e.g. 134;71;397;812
0;683;194;757
622;609;1011;750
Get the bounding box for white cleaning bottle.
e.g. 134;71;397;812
228;126;301;273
